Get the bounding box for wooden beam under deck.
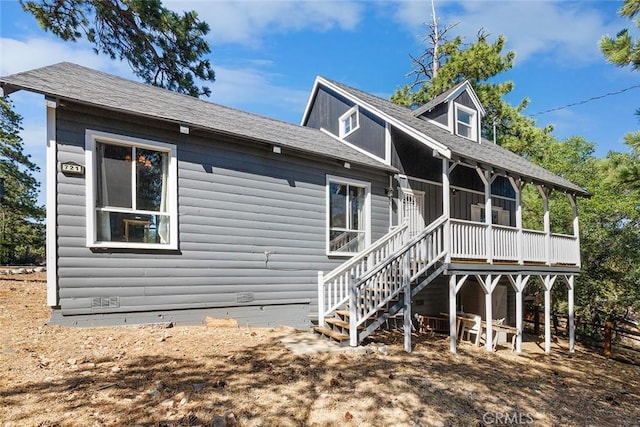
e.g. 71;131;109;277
444;260;580;276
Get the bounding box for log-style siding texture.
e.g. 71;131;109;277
53;104;392;326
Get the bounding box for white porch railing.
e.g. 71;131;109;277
450;219;487;260
551;233;580;265
450;219;579;265
349;216;447;344
318;223;408;327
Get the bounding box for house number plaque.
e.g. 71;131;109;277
61;162;84;176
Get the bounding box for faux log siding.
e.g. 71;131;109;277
305;87;386;159
54;104;391;316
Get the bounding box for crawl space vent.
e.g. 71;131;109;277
236;292;254;303
92;296;120;309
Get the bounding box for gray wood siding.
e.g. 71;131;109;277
390;127;441;182
305;87;386;159
54;104;391;318
422;103;448;126
454;91;475;110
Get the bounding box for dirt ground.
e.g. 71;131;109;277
1;273;639;427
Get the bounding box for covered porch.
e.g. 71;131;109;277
400;156;583;354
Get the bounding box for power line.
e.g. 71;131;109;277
528;83;640;117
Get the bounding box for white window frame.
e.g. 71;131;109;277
85;130;178;250
339;105;360;138
471;204;510;226
326;175;371;256
454;103;477;141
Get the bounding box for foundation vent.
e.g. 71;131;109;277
92;296;120;309
236;292;254;303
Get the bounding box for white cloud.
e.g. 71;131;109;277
0;36;133;77
208;63;310;122
392;1;621;67
167;0;364;46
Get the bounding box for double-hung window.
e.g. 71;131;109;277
339;106;359;138
455;104;477;141
85;130;178;249
327;175;370;254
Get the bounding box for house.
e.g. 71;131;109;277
0;63;588;354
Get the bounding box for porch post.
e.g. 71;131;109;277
449;274;457;353
538;186;551;265
442;158;451;263
477;169;493;263
568;194;581;268
508;177;525;265
484;274;493;351
515;275;523;352
568;275;575;353
544;275;552;354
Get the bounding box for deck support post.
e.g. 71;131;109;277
449;274;457;354
567;275;575;353
515;275;523;352
484;274;493;351
543;275;557;354
403;254;412;353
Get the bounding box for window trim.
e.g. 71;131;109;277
85;130;178;250
471;203;510;226
326;175;371;256
339;105;360;138
454;103;477;141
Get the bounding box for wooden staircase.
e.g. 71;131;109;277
315;216;448;349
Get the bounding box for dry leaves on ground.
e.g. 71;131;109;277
1;273;639;426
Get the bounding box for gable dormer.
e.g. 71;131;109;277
413;80;486;143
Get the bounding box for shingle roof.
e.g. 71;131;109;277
0;62;395;172
411;81;466;117
318;77;589;196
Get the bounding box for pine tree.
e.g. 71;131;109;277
0;96;45;264
21;0;215;97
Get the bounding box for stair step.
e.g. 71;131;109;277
325;317;349;329
314;326;349;343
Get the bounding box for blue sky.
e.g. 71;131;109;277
1;0;639;205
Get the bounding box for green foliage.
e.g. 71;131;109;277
600;0;640;70
0;96;45;264
524;135;640;320
21;0;215;97
391;31;555;157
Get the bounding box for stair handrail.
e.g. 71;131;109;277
354;215;447;287
350;215;448;335
317;222;409;327
322;223;409;283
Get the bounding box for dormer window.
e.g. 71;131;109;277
455;104;477;141
339;106;359;138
